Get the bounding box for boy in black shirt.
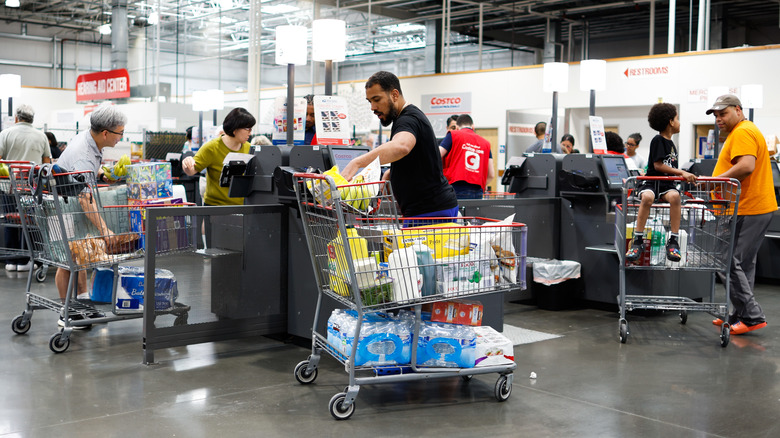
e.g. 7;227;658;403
626;103;697;262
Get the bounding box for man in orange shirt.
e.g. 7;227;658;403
709;95;777;335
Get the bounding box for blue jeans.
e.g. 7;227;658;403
402;206;459;228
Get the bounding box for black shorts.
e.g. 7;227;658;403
636;180;678;201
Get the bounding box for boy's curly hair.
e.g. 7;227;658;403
647;103;678;132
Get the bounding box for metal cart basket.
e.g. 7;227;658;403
0;160;48;283
292;172;527;420
615;176;740;347
8;164;191;353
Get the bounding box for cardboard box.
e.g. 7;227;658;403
127;162;173;200
431;300;483;326
473;326;515;367
435;255;495;296
129;197;189;251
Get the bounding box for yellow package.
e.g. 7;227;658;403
383;222;470;260
327;226;369;296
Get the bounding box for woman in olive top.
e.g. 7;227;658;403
182;107;255;205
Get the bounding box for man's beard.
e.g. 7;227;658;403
379;104;398;127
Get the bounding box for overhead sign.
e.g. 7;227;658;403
420;92;472;137
75;69;130;102
314;95;351;146
623;65;670;79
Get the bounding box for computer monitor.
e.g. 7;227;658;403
600;155;630;191
328;146;369;172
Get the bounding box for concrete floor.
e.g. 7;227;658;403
1;259;779;437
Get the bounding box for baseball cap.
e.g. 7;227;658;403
706;94;742;115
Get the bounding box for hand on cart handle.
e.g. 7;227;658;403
680;170;697;183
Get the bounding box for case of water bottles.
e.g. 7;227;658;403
614;176;741;347
292;172;523;420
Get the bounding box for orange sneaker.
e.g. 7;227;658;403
713;318;724;327
730;321;767;335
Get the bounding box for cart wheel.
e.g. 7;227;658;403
294;360;318;384
461;375;473;382
11;314;31;334
619;319;629;344
720;324;730;348
494;375;512;402
173;313;188;326
328;393;355;420
679;310;688;325
49;332;70;354
35;268;46;283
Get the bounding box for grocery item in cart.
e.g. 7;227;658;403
383;222;470;260
387;245;423;302
327;310;413;366
468;214;519;284
417;321;476;368
327;226;369;296
114;266;179;312
431;299;483;326
435;254;494;296
473;326;515;367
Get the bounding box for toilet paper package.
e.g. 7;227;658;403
473;326;515;367
114;266;179;313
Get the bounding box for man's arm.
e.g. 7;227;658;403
715;155;756;181
488;157;496;181
78;192;116;242
652;162;697;182
341;131;416;181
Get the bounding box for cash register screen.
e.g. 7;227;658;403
601;155;630;190
329;147;369;172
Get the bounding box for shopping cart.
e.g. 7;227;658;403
8;163;192;353
615;176;740;347
292;173;526;420
0;160;48;283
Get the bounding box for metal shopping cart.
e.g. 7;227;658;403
8;163;192;353
615;176;740;347
0;160;48;283
292;173;527;420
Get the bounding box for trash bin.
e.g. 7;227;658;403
531;259;583;310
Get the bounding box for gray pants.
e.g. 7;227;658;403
718;212;773;324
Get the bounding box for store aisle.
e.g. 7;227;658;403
1;262;778;437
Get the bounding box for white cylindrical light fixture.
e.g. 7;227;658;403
192;90;210;112
0;74;22;98
206;89;225;110
312;19;346;62
5;0;20;8
543;62;569;93
740;84;763;109
579;59;606;91
275;25;308;66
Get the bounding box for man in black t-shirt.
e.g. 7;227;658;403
341;71;458;221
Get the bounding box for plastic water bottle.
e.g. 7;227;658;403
650;218;664;265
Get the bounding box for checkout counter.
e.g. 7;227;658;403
214;144;511;340
501;153;714;305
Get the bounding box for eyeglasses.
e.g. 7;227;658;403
104;129;124;137
625;142;637;147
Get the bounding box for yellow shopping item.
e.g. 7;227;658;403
102;155;131;182
327;226;369;297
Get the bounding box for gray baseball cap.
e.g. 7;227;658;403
706;94;742;115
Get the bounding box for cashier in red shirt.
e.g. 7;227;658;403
439;114;495;199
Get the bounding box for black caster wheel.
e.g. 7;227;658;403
49;332;70;353
619;319;629;344
720;324;730;348
294;360;318;384
11;314;31;334
494;375;512;402
461;375;473;382
35;268;46;283
329;392;355;420
679;310;688;325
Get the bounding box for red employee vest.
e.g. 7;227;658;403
443;128;491;189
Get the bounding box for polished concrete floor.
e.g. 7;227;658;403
1;259;779;437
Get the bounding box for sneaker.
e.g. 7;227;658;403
15;261;32;272
5;264;17;271
730;321;768;335
666;236;681;262
626;237;644;262
713;318;724;327
57;313;90;330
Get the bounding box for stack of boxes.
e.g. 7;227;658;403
126;162;188;252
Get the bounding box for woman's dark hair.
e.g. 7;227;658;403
627;132;642;145
222;108;256;137
647;103;677;132
446;114;460;126
561;133;575;146
365;71;403;95
45;131;57;146
185;126;193;141
605;131;625;153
